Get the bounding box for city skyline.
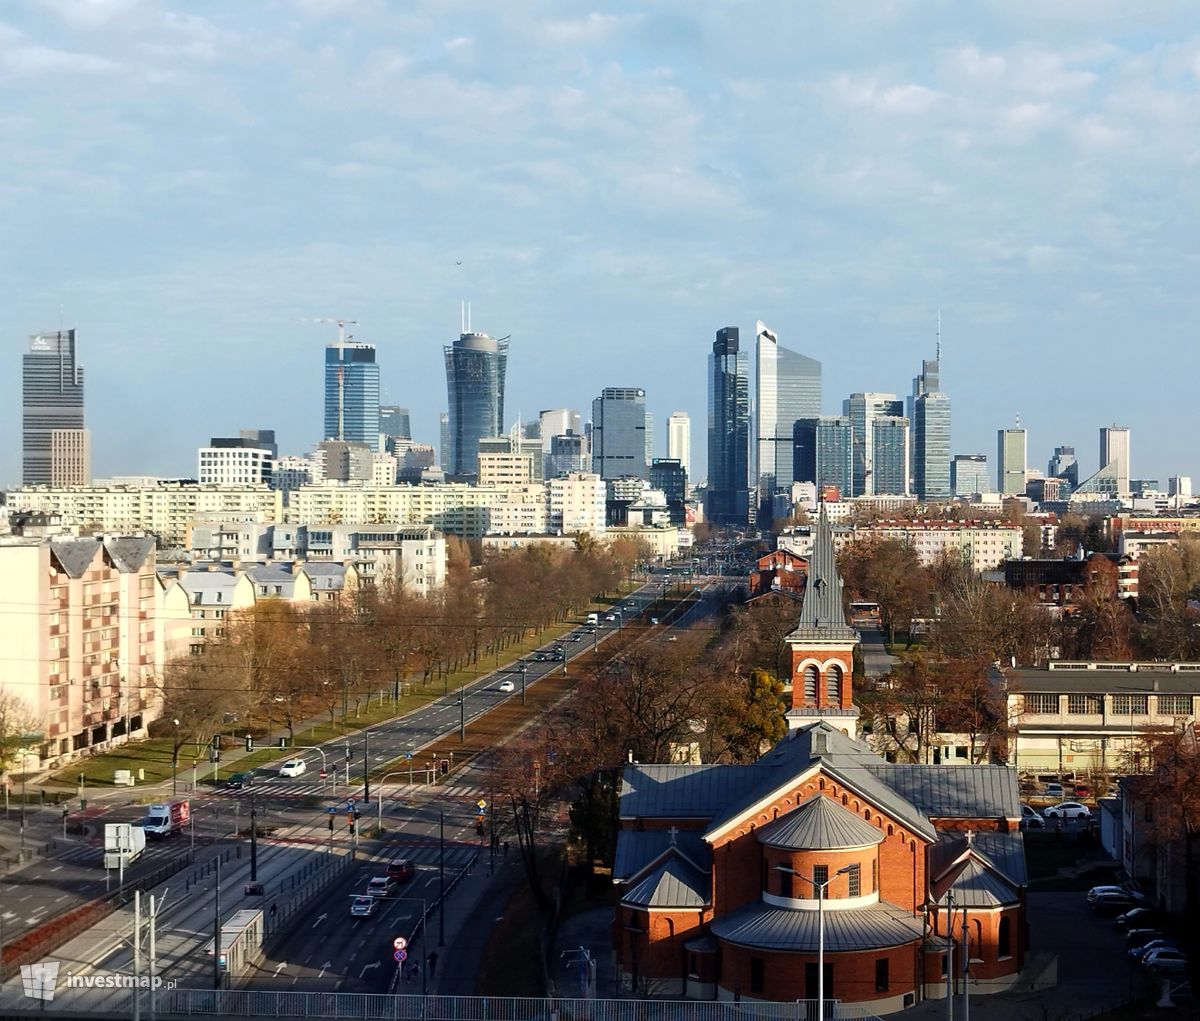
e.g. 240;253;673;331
2;4;1198;486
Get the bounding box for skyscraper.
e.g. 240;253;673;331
380;407;411;445
792;416;853;498
871;416;910;496
324;334;380;452
667;411;691;478
951;454;989;497
538;409;582;451
707;327;750;525
1048;445;1079;489
591;388;648;480
997;428;1027;495
23;329;87;486
649;458;687;525
444;331;508;479
844;392;904;496
908;351;951;500
755;321;821;515
1099;425;1131;497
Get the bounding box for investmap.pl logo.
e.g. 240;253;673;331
20;960;175;1001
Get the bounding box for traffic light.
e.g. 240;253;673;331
211;734;221;751
328;816;334;833
475;814;485;836
244;735;254;752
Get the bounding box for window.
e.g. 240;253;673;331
1113;694;1148;715
846;863;861;897
688;953;698;977
826;664;843;703
872;858;878;892
875;958;889;992
1025;694;1057;714
813;864;828;891
803;665;818;702
778;869;793;898
998;917;1011;959
1067;694;1102;714
1157;694;1192;716
750;957;764;994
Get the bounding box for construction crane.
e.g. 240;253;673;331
304;318;359;441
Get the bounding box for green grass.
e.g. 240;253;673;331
50;736;212;788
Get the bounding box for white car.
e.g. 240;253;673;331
1142;947;1188;971
1042;801;1090;820
349;895;378;918
278;758;307;777
498;679;516;693
366;876;398;899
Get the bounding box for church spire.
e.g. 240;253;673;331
790;503;857;642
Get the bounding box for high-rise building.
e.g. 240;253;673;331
755;321;821;514
1099;425;1131;497
792;416;853;498
950;454;989;497
238;429;277;458
439;413;450;469
667;412;691;479
843;393;903;497
547;432;587;477
444;331;508;479
649;458;687;526
324;335;380;452
871;416;910;497
707;327;751;525
380;407;411;448
538;409;582;453
591;388;648;481
198;436;275;486
49;430;90;486
22;329;87;486
908;354;950;500
997;428;1027;495
1168;476;1192;499
1048;445;1078;489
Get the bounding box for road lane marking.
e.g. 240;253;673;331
274;962;287;976
317;961;331;980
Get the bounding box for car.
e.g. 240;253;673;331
1020;805;1045;830
1142;947;1189;971
1114;906;1158;931
498;679;516;693
604;613;616;622
1044;782;1065;799
650;617;660;625
533;651;548;662
349;895;378;918
1125;928;1165;950
1087;883;1147;905
1091;891;1139;917
567;633;581;642
551;649;565;661
366;876;398;899
1130;939;1182;963
666;635;678;642
225;771;252;790
278;758;307;777
386;858;415;882
1042;802;1090;820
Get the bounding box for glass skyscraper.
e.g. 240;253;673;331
871;416;910;496
908;354;951;500
380;406;411;444
444;331;508;479
23;329;86;485
707;327;750;525
324;340;380;452
755;321;821;516
843;392;904;496
591;387;648;480
793;416;853;497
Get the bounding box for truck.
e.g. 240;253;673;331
586;612;599;626
141;798;190;838
103;822;146;868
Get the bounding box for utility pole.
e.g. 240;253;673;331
439;811;446;946
212;855;222;990
459;691;465;742
363;732;370;804
945;890;954;1021
961;908;970;1021
148;894;158;1021
250;792;258;882
133;890;142;1021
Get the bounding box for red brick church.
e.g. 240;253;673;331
613;508;1028;1015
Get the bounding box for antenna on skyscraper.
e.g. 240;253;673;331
936;308;941;364
1015;412;1021;429
467;301;472;332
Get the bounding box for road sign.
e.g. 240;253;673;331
327;807;337;814
394;949;406;963
477;799;487;810
393;936;408;951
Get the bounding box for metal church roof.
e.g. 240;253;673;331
787;503;858;644
620;855;710;909
756;793;885;851
710;901;923;952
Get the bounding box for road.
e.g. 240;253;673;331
859;624;898;678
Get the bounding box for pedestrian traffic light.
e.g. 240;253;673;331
328;816;334;833
244;735;254;752
211;734;221;751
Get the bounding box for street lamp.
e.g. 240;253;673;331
776;864;854;1021
394;896;428;995
520;662;528;705
171;719;180;796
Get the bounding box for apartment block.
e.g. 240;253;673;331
830;519;1024;571
548;472;607;535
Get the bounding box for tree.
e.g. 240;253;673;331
839;538;930;645
156;647;252;772
931;578;1050;666
705;668;787;763
0;688;41;777
1137;728;1200;917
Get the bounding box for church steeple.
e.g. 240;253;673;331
784;503;861;736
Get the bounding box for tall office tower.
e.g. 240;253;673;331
707;327;751;525
444;331;508;479
792;417;853;498
324;332;380;452
755;321;821;515
538;409;581;452
997;428;1027;495
379;407;411;446
591;388;648;480
439;413;450;469
950;454;989;497
871;416;910;496
22;329;87;485
547;432;587;477
1099;425;1131;497
49;429;90;486
1048;445;1079;489
667;411;691;479
908;350;951;500
843;392;904;496
649;458;687;525
1168;476;1192;499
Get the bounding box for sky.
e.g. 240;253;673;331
2;0;1198;489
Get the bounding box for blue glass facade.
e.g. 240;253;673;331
444;332;508;478
707;327;750;525
324;343;380;452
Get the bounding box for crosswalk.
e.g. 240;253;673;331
42;839;188;869
220;780;363;801
363;842;479;870
218;778;492;804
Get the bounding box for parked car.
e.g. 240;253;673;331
1142;947;1189;971
225;772;252;790
1087;883;1146;905
349;895;378;918
1020;805;1045;830
366;876;398;899
1125;928;1165;950
1129;939;1182;963
278;758;307;778
1092;892;1139;917
1114;906;1158;931
386;858;415;882
1044;782;1065;799
498;679;516;693
1043;802;1090;820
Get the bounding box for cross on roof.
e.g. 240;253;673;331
668;826;679;846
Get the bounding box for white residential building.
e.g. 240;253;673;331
197;444;274;486
667;411;691;480
827;519;1024;571
548;472;607;535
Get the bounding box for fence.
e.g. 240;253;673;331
388;852;479;993
0;989;863;1021
265;846;354;942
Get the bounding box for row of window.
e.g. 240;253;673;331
801;664;845;703
1024;693;1193;716
773;861;871;898
743;958;889;996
